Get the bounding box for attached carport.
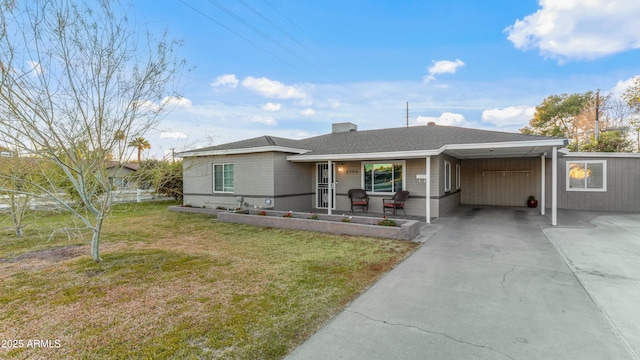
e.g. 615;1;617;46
438;139;568;225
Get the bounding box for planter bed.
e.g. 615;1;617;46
216;210;422;241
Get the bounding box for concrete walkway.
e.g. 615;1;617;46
286;206;637;360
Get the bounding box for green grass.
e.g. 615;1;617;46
0;201;418;359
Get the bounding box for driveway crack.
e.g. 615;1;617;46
346;310;518;360
502;265;516;287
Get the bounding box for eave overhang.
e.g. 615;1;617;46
177;146;310;158
287;139;569;162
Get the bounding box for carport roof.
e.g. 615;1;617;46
178;124;568;160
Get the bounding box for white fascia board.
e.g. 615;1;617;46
562;151;640;158
443;139;568;151
287;149;440;162
178;146;310;158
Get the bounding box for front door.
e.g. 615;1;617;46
316;163;336;209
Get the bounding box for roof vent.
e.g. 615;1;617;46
332;122;357;133
427;122;436;126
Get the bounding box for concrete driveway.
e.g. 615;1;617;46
545;212;640;359
287;206;637;360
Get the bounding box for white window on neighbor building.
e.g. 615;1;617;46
444;160;451;192
566;160;606;192
362;161;405;194
213;163;234;193
455;163;461;190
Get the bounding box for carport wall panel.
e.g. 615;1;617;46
461;158;541;207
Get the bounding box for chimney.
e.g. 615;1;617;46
332;122;358;133
427;122;436;126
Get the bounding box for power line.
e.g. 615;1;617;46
239;0;350;81
180;0;348;80
178;1;290;67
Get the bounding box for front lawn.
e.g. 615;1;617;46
0;201;418;359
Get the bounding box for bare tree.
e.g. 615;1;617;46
0;0;185;261
623;77;640;151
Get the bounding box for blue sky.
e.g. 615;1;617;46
135;0;640;158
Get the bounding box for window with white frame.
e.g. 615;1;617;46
213;163;234;192
444;160;451;192
566;160;606;191
362;161;405;193
455;164;461;190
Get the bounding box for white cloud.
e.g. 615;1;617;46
262;102;281;111
505;0;640;61
611;76;639;97
161;96;192;108
211;74;239;88
328;99;341;108
416;112;467;126
26;60;43;75
482;106;535;127
160;131;188;139
242;76;307;99
424;59;465;82
301;108;315;116
250;115;277;125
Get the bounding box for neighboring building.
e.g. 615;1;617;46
106;162;139;190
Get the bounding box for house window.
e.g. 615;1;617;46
213;163;234;193
455;164;461;190
362;161;405;193
444;161;451;192
566;161;606;192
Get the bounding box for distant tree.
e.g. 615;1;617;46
134;159;163;189
0;154;49;237
521;92;594;139
113;130;126;160
574;131;634;152
0;0;184;261
129;137;151;162
524;91;637;152
622;77;640;151
154;161;183;200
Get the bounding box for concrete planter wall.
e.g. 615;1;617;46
216;210;421;241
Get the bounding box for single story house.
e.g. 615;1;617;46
105;162;140;190
178;122;640;225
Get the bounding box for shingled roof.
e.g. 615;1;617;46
295;125;555;155
179;124;566;159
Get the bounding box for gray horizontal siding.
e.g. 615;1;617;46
557;157;640;212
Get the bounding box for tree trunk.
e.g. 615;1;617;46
9;194;24;237
91;216;104;262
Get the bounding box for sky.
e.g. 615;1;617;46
133;0;640;159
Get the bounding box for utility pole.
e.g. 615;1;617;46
595;89;600;141
406;102;409;127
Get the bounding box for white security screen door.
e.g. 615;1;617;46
316;163;336;209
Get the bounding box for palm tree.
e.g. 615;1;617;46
113;130;125;160
128;137;150;162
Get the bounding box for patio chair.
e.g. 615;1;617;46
383;190;410;216
348;188;369;213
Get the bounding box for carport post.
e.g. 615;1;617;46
552;147;557;226
327;160;333;215
541;154;546;216
426;156;431;224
